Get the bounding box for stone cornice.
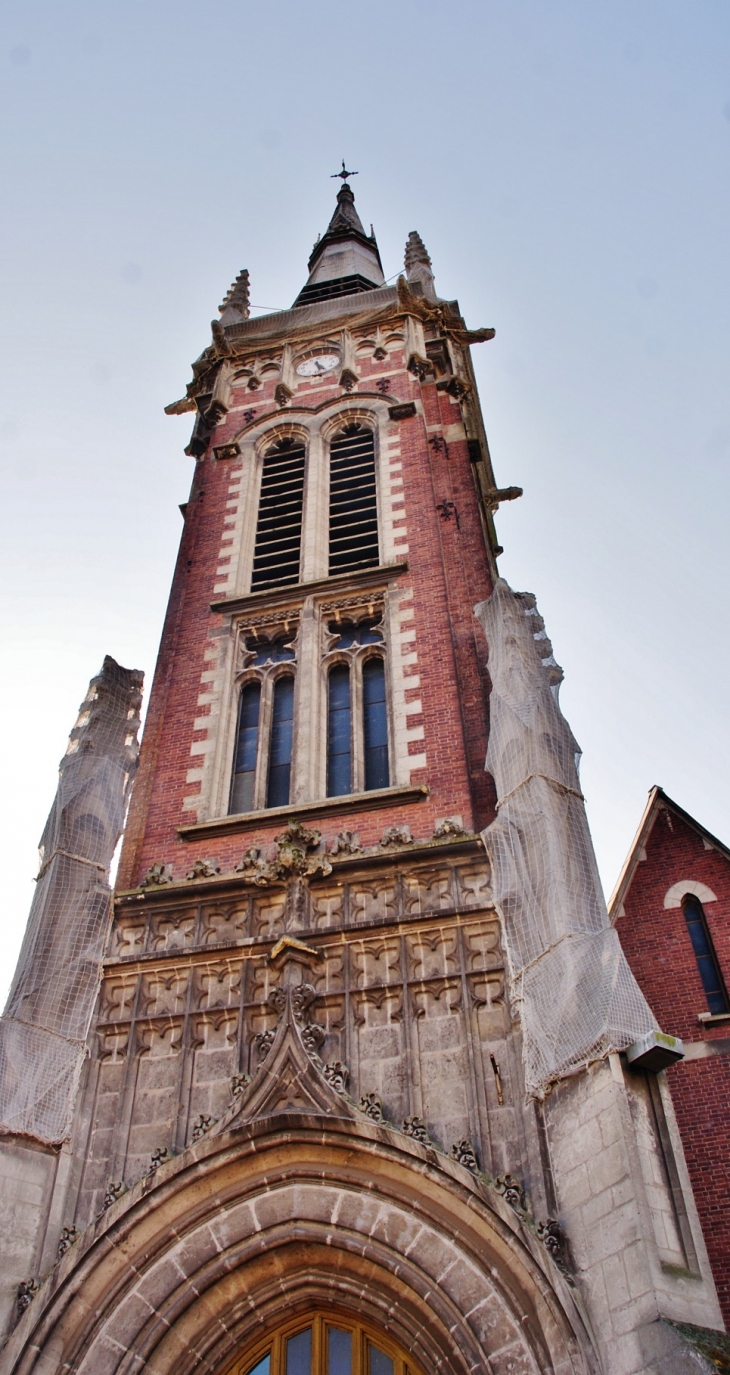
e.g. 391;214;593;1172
176;783;429;840
210;560;409;617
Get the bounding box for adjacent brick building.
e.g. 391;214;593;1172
611;787;730;1326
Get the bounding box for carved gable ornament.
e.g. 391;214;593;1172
212;981;358;1133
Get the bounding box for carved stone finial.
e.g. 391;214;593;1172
140;863;173;888
330;830;361;856
185;858;220;881
434;816;466;839
255;1028;277;1059
494;1173;526;1212
402;1114;431;1144
235;847;270;884
191;1113;216;1141
273;821;332;880
147;1145;172;1175
358;1092;385;1123
404;231;437;301
451;1140;479;1173
537;1219;572;1277
102;1180;126;1211
380;825;412;849
57;1225;79;1258
323;1061;349;1093
219;268;250;323
17;1279;40;1316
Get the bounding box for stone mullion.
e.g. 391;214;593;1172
455;919;491;1172
343;930;355;1098
235;940;251;1076
300;429;327;584
172;959;197;1152
110;968;146;1184
68;1052;104;1227
252;671;274;811
400;931;422;1121
291;597;319;803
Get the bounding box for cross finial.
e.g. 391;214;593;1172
331;159;358;184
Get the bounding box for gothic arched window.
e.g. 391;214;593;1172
229;638;296;815
329;424;379;575
230;682;261;814
682;894;729;1015
231;1313;419;1375
363;657;389;790
252;437;307;590
266;675;295;807
327;664;352;797
325;620;389;797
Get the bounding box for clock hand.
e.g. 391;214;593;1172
315;360;325;372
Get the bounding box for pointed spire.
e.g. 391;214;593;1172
405;231;437;301
294;178;384;307
218;269;250;324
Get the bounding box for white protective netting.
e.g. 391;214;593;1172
0;657;142;1143
476;579;656;1098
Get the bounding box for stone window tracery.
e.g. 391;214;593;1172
324;618;390;798
229;635;297;815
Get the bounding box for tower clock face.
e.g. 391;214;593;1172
296;353;340;377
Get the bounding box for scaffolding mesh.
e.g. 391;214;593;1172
476;579;656;1098
0;657;142;1143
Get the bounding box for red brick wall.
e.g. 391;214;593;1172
117;341;497;890
616;803;730;1323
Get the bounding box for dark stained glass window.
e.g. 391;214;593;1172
327;666;352;797
266;676;294;808
230;682;261;814
363;658;389;791
683;895;729;1015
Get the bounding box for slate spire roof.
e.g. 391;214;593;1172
294;180;384;307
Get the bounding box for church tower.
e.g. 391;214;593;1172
0;174;725;1375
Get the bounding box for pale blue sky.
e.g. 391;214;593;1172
1;1;729;995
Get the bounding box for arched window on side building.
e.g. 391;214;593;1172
682;893;729;1015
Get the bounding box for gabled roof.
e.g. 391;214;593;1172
608;786;730;922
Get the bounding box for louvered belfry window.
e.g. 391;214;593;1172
329;424;379;575
251;438;306;590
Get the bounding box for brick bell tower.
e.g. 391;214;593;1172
1;173;726;1375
